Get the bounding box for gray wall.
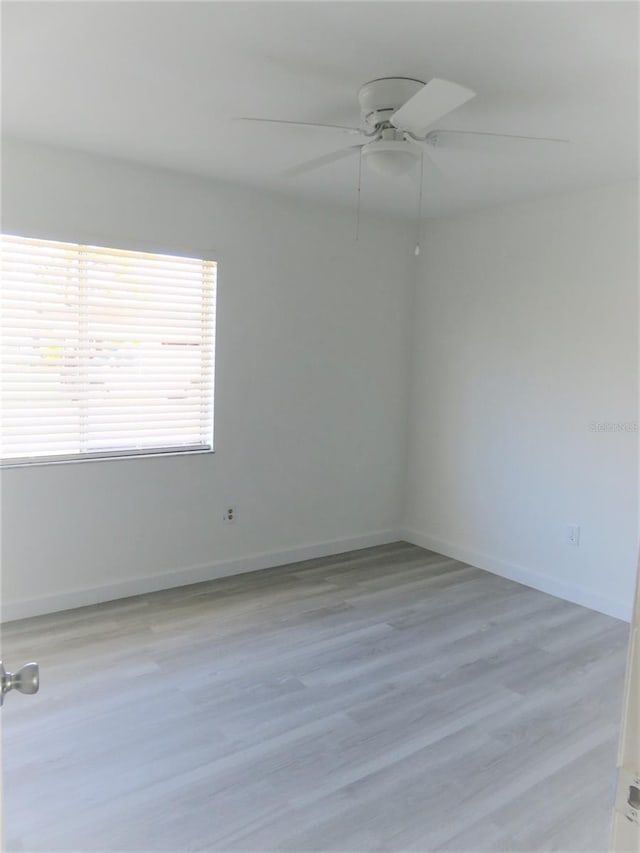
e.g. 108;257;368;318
1;138;414;618
405;182;639;619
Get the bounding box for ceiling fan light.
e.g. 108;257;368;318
362;140;420;176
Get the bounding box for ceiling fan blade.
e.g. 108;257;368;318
389;78;476;135
426;129;570;151
283;145;363;178
235;117;363;135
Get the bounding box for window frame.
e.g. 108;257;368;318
1;231;219;468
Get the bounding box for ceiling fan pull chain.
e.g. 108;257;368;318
415;152;424;256
355;147;363;243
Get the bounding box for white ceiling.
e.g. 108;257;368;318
2;1;638;217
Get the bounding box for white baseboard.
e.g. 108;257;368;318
401;528;632;623
2;529;402;623
6;527;629;624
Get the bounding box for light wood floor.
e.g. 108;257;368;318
1;542;629;852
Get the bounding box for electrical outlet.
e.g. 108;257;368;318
566;524;580;546
223;506;237;524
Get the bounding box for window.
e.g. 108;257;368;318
1;234;216;465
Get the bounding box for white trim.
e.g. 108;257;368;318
401;528;632;623
1;447;214;469
6;527;629;624
1;529;402;623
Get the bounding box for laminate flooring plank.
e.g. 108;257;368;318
1;542;628;852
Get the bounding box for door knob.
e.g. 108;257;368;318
0;660;39;706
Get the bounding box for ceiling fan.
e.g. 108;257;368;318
237;76;569;178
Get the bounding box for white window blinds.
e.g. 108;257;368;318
1;234;216;464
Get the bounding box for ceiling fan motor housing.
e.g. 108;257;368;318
358;77;424;128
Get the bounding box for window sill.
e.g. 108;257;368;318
1;448;215;469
